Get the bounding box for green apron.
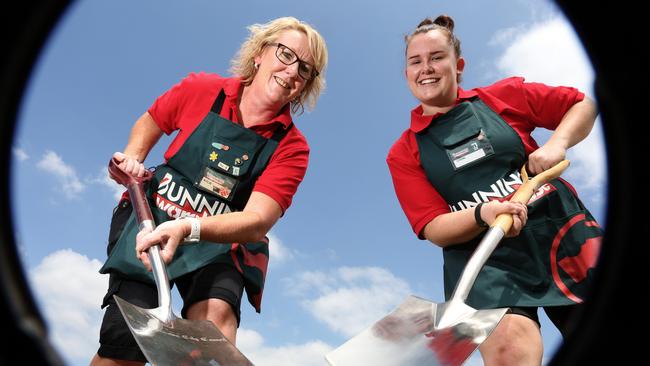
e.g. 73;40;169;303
100;89;292;311
415;97;602;309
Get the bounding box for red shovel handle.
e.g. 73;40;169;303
108;157;154;224
108;157;153;186
108;158;171;311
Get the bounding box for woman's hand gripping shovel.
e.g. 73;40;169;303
108;158;254;366
325;160;570;366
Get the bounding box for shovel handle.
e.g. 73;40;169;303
450;159;569;302
109;157;154;223
108;158;173;316
491;160;570;233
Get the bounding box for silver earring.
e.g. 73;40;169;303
254;63;259;69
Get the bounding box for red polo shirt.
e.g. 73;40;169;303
387;77;584;238
148;72;309;213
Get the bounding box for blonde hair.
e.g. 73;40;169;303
230;17;328;114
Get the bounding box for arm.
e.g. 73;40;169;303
422;200;528;247
136;191;282;269
527;96;598;174
110;112;164;179
387;135;528;248
199;191;283;244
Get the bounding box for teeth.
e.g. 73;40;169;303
274;76;290;89
420;78;439;85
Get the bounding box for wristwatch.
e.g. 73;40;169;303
183;217;201;243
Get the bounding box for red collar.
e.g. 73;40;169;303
409;87;478;133
223;77;293;129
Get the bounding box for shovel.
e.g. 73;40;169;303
108;157;254;366
325;160;570;366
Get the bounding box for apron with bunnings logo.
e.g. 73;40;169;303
415;97;602;309
100;89;291;311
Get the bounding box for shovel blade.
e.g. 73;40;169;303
325;295;507;366
114;295;254;366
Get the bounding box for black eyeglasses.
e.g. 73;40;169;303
268;42;319;80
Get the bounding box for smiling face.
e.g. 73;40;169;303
405;29;465;114
250;29;314;110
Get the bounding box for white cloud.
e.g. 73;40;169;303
488;25;526;47
28;249;107;364
267;232;295;266
564;121;606;191
496;17;594;96
285;266;413;337
37;150;86;199
12;147;29;161
238;328;333;366
495;16;606;195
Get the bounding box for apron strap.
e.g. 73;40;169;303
270;122;293;142
210;89;227;114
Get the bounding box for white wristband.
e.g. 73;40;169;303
183;217;201;243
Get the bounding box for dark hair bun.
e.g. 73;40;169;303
433;15;455;32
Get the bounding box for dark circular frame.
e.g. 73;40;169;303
0;1;640;364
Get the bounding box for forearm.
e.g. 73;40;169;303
195;211;273;244
546;96;598;150
423;209;483;247
189;191;282;244
422;200;528;247
123;112;164;162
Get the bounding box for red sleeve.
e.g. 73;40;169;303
148;72;213;134
147;72;223;161
387;131;449;239
252;126;309;213
522;80;585;129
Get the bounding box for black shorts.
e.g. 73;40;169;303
97;200;245;362
508;304;583;338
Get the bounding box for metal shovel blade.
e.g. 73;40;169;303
325;295;507;366
114;295;254;366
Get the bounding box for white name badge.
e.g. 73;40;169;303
446;131;494;170
453;147;487;168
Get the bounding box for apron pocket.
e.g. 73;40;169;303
106;198;133;256
99;212;155;284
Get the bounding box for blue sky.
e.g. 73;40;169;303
11;1;606;365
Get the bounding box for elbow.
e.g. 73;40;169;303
422;216;467;248
580;96;599;121
245;214;273;243
426;235;454;248
422;225;454;248
247;227;268;243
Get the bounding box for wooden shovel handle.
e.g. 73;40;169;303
492;160;570;232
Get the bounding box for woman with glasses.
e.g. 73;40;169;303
386;15;601;365
91;16;327;366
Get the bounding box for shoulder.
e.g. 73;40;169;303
476;76;526;95
387;129;416;164
178;71;228;90
479;76;582;98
